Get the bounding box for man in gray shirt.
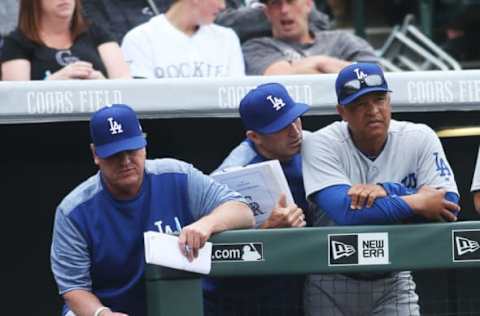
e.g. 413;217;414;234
243;0;378;75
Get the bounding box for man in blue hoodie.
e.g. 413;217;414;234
51;104;254;316
204;82;310;316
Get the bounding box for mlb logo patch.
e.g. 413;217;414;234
329;233;390;266
452;230;480;262
211;242;264;263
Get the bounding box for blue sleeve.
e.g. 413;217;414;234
50;208;92;294
446;191;460;216
312;184;414;225
380;182;416;196
380;183;460;214
445;191;459;204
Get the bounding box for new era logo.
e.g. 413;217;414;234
329;234;358;265
331;240;356;260
453;230;480;262
266;95;286;111
329;233;389;266
107;117;123;135
456;237;480;255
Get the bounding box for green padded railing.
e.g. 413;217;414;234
146;221;480;316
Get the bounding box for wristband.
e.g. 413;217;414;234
94;306;110;316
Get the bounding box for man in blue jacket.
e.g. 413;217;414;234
51;104;254;316
204;82;310;316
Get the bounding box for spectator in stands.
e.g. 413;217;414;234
0;0;19;81
216;0;331;42
0;36;3;80
472;146;480;214
302;62;460;315
1;0;130;80
204;83;309;316
50;104;254;316
82;0;168;43
0;0;19;35
82;0;331;43
242;0;377;75
442;4;480;63
317;0;349;28
121;0;245;79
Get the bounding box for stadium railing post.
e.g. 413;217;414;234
146;264;203;316
353;0;366;39
420;0;434;38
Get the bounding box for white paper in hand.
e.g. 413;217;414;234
212;160;294;227
144;231;212;274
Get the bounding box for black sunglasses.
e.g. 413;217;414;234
339;74;384;101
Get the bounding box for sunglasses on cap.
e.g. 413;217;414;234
339;74;384;101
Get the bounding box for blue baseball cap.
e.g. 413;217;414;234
239;83;310;134
335;63;391;106
90;104;147;158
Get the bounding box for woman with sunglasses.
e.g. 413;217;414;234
1;0;130;80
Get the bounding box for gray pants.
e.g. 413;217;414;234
304;271;420;316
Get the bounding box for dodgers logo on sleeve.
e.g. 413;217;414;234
434;152;451;177
401;173;417;189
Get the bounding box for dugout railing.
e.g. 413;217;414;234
146;221;480;316
2;70;480;123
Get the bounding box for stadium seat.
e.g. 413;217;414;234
377;14;461;72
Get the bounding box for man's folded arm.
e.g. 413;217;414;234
312;184;414;225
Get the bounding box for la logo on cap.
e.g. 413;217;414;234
107;117;123;135
354;68;368;80
266;95;286;111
